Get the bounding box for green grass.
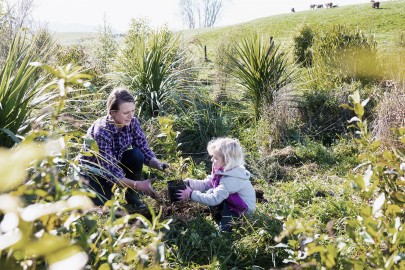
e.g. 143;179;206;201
181;1;405;55
56;1;405;55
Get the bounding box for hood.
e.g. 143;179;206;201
217;166;251;180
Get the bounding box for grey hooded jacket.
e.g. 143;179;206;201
188;166;256;214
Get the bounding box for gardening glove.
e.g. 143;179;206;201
158;161;170;171
183;179;190;186
176;185;193;201
149;158;170;171
134;178;159;200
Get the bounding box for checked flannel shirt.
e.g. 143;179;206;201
80;116;155;181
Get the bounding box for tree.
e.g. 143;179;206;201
93;15;118;74
179;0;223;28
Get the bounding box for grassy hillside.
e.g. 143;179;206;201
56;1;405;54
181;1;405;54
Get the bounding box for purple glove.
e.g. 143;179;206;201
176;185;192;201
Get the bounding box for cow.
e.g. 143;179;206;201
317;4;324;8
325;2;333;8
310;4;316;9
372;1;380;8
291;8;295;12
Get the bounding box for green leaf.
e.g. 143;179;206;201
99;263;111;270
354;103;364;118
392;192;405;203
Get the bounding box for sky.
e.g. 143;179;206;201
8;0;383;32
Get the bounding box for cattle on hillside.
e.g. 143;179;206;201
325;2;333;8
317;4;324;8
310;4;316;9
372;1;380;8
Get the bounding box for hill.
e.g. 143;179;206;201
54;1;405;53
181;1;405;54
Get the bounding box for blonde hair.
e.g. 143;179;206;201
207;137;244;171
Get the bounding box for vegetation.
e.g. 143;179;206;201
1;1;404;269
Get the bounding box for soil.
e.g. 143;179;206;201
150;189;211;222
151;188;267;221
131;188;267;222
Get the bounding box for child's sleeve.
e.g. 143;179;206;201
188;175;213;192
190;182;229;206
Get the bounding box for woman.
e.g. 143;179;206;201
80;88;169;209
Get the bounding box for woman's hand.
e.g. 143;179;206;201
149;158;170;171
176;185;193;201
134;178;159;200
158;161;170;171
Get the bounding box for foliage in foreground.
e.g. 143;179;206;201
0;64;169;269
276;91;405;269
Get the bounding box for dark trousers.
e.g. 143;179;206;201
89;148;144;206
210;201;241;232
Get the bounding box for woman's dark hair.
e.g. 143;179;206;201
106;88;135;113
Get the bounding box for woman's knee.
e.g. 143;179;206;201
122;148;144;168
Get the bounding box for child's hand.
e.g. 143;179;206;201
176;185;192;201
183;179;191;186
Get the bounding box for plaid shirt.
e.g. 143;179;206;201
81;116;155;181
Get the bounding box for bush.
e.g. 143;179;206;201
312;24;380;85
299;87;352;146
227;33;294;122
175;89;235;163
295;139;337;166
275;91;405;269
293;24;314;67
372;82;405;150
113;19;185;119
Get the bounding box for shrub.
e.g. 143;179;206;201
175;89;235;163
256;89;301;151
55;44;88;67
227;33;294;122
312;24;380;85
0;33;49;147
299;86;352;146
372;82;405;150
293;24;314;67
114;19;185;120
295;139;337;167
275;91;405;269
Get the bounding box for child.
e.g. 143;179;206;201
177;137;256;231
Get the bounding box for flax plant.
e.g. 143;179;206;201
114;21;185;120
227;33;293;122
0;33;49;147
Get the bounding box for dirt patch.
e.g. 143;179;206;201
142;188;267;222
149;189;211;222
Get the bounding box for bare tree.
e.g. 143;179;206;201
203;0;222;27
179;0;223;28
1;0;35;62
179;0;196;28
